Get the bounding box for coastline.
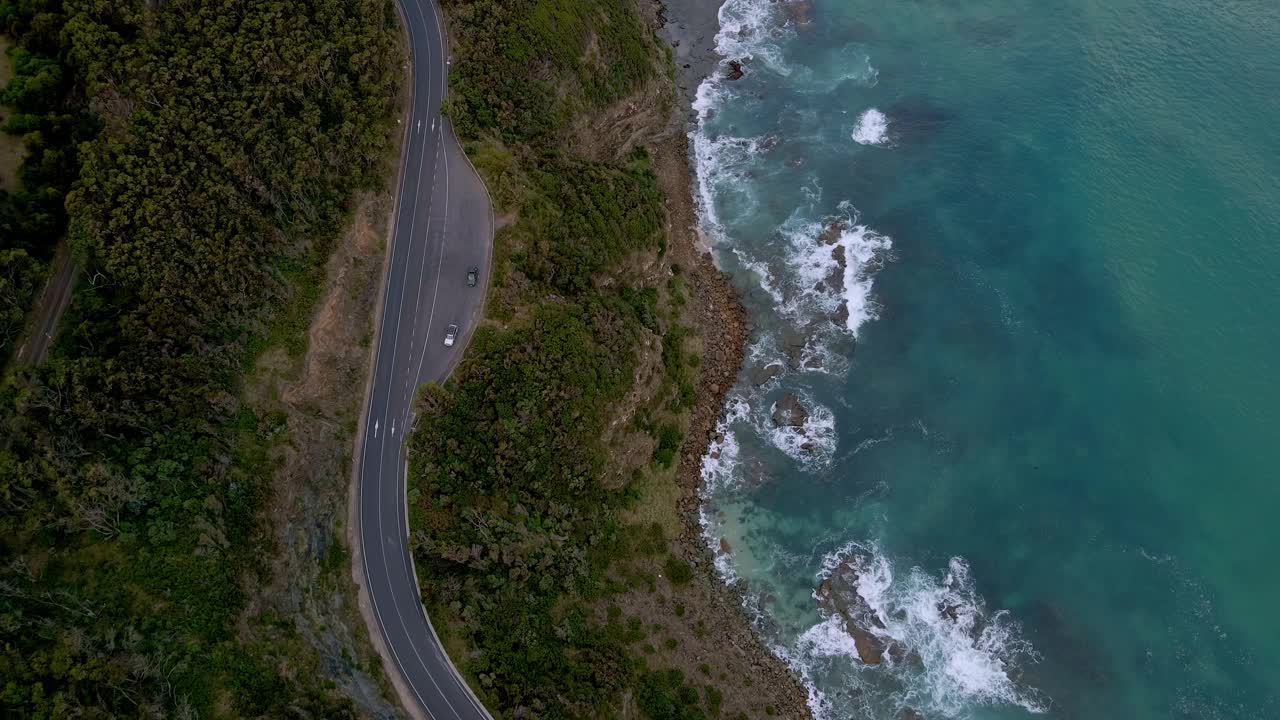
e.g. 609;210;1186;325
645;0;815;717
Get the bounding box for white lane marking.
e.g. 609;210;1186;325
361;2;467;718
357;2;450;716
391;420;397;436
417;118;422;134
374;420;380;438
400;123;449;435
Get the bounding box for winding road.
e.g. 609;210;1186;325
351;0;493;718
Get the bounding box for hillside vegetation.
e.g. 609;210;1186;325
0;0;400;716
408;0;737;717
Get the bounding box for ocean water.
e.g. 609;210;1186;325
690;1;1280;718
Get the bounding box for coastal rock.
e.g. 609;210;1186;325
832;243;847;268
779;325;809;367
720;537;732;553
831;303;849;329
819;218;849;245
815;557;898;666
726;60;745;81
771;393;808;427
823;243;847;295
747;362;784;387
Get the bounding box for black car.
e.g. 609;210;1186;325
467;266;479;287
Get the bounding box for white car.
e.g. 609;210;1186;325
443;324;459;347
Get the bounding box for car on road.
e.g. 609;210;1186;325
467;266;479;287
443;324;459;347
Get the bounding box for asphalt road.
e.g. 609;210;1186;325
354;0;493;717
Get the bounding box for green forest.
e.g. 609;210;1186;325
0;0;400;716
0;0;95;362
410;0;723;717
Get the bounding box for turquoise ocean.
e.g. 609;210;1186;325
690;1;1280;718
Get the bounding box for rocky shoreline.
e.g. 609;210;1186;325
646;0;815;717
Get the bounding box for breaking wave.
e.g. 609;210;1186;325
778;201;893;337
852;108;890;146
681;1;1048;718
791;542;1049;718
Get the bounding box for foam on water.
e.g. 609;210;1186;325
691;133;763;246
713;0;792;77
731;246;786;305
685;1;1034;717
792;542;1049;718
700;395;752;496
777;202;893;337
852;108;891;146
766;396;837;468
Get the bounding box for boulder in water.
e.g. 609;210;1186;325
819;218;849;245
771;393;809;427
815;558;892;665
747;362;785;387
831;303;850;329
726;60;745;80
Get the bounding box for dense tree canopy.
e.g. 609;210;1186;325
0;0;400;716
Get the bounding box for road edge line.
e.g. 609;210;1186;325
346;4;431;719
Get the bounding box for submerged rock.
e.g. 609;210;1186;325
780;0;814;28
779;326;809;368
726;59;745;80
747;362;785;387
771;393;809;427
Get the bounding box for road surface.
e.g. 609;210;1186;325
353;0;494;718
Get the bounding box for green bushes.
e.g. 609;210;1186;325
0;2;100;363
664;555;694;585
638;669;709;720
0;0;401;716
442;0;657;142
409;0;739;716
0;248;39;354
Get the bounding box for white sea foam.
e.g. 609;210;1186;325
714;0;791;77
777;202;893;337
691;133;763;247
766;397;837;468
852;108;891;146
731;246;786;305
699;504;741;582
700;395;751;496
792;542;1050;718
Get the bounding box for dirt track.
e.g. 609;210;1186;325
13;242;77;366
